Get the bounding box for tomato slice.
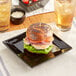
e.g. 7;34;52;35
27;37;53;44
22;0;29;4
28;37;42;43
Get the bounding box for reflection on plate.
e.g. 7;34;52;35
3;32;72;67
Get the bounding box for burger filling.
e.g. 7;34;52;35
24;37;53;54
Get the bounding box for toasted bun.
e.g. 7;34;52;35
26;23;53;43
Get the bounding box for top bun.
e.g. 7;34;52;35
26;23;53;43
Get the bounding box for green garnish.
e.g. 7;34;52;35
24;43;53;54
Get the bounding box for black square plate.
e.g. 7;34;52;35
3;32;72;67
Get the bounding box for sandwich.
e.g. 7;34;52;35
23;23;54;54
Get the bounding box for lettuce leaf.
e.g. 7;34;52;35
24;44;53;54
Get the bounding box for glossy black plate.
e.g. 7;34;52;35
3;32;72;67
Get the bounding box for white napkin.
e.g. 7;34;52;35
0;56;10;76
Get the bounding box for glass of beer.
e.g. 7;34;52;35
0;0;11;32
55;0;76;31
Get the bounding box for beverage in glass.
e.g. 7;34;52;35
55;0;76;31
0;0;11;32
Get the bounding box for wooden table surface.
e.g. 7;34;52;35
8;9;76;32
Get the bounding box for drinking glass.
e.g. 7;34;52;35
55;0;76;31
0;0;11;32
